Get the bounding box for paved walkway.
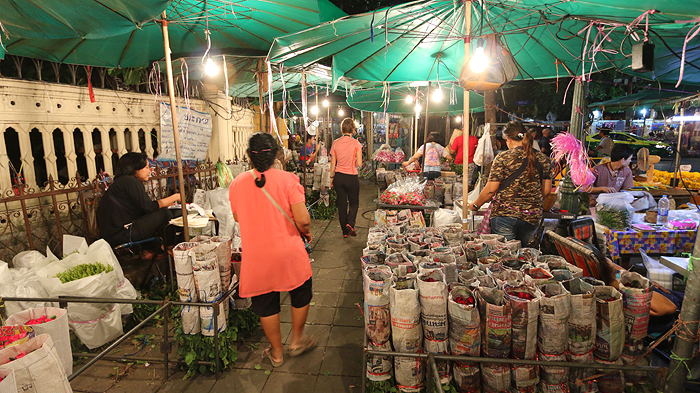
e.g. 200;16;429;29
70;180;377;393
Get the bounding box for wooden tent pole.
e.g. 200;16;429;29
462;1;472;230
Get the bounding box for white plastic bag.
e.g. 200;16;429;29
11;251;44;270
6;307;72;376
595;192;635;230
0;268;57;319
0;334;73;393
432;208;462;227
84;239;137;315
474;124;494;166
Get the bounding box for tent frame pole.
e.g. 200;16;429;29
161;12;189;240
462;0;472;230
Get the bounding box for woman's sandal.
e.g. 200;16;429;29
263;345;284;367
288;336;317;357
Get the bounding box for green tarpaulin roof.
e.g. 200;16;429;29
588;89;695;111
1;0;346;67
268;0;700;87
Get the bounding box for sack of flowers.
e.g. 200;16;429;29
593;286;624;361
537;282;571;356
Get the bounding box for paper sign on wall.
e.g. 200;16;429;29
159;102;213;161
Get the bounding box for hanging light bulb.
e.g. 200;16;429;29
323;99;329;107
311;106;319;115
338;108;344;116
432;87;443;102
415;103;422;113
455;116;462;123
205;57;219;76
292;116;298;121
469;38;489;73
405;95;413;104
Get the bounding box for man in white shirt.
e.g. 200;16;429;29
594;128;613;157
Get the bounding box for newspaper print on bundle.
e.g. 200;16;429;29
512;362;539;392
618;271;653;343
390;280;423;391
453;361;481;393
366;340;393;381
481;363;511;393
174;242;201;334
539;351;568;388
190;243;226;336
596;357;625;393
537;282;571;356
593;286;624;361
564;279;596;355
477;287;511;358
568;350;597;393
448;287;480;356
364;268;392;346
416;269;451;384
505;284;540;360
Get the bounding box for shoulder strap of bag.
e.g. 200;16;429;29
495;159;528;195
249;171;300;231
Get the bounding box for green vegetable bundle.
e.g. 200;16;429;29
55;262;114;283
596;207;631;230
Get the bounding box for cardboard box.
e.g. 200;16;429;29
441;171;456;177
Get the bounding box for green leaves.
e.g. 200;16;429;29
185;352;195;366
55;262;114;283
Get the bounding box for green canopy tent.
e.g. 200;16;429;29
1;0;346;239
347;83;484;115
589;89;695;112
1;0;346;67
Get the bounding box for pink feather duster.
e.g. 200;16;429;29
550;132;596;189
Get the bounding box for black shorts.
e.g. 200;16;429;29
250;278;313;318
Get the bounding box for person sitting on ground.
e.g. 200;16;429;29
97;152;181;249
402;132;452;180
586;144;634;206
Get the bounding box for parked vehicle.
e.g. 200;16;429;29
586;131;673;157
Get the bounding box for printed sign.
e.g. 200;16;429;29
159;102;213;160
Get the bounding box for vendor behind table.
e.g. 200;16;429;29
586;144;634;206
402;131;452;180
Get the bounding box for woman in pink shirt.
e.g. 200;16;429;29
330;118;363;237
229;132;316;367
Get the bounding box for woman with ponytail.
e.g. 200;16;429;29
331;118;363;238
229;132;316;368
468;121;552;245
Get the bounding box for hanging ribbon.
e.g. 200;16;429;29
301;68;309;135
384;6;391;60
676;22;700;88
370;10;376;42
180;58;190;111
279;64;287;120
87;66;96;103
562;76;585;105
626;10;657;42
266;60;282;145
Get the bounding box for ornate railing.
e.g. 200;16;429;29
0;161;220;262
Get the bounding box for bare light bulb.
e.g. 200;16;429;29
432;88;443;102
338;109;344;116
455;116;462;123
405;95;413;104
469;39;488;73
311;106;319;115
205;57;219;76
292;116;298;121
415;103;422;113
323;99;329;107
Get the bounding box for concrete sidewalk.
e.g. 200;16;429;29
70;180;377;393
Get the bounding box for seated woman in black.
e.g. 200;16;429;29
97;152;181;247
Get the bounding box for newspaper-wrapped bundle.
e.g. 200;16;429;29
386;253;414;273
418;260;443;273
0;369;16;393
551;270;574;282
568;351;597;393
618;271;653;343
505;284;540;360
538;283;571;356
364;268;392;346
477;287;511;358
390;280;423;391
480;233;506;243
593;286;624;361
512;361;539;392
621;342;647;382
481;363;511;393
448;287;480;356
581;277;606;287
210;236;233;292
417;269;450;384
525;268;554;285
408;237;428;252
465;241;488;263
518;248;541;262
478;256;499;268
596;358;625;393
173;242;201;335
458;267;485;289
190;243;226;336
366;340;392;381
453;361;480;393
545;258;584;278
564;279;596;355
539;351;568;386
489;264;525;288
439;224;463;246
363;247;386;265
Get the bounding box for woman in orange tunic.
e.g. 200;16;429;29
229;132;316;367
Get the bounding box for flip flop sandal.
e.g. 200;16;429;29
263;345;284;367
288;336;317;357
